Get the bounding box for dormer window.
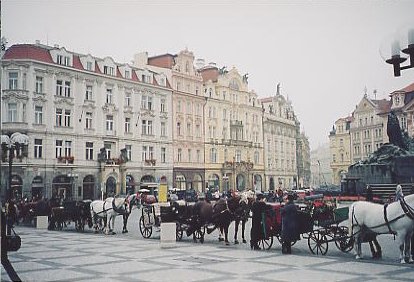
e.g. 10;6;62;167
104;66;114;76
64;56;70;66
57;55;63;65
86;61;93;71
125;70;130;79
142;74;151;83
57;55;70;66
395;95;400;106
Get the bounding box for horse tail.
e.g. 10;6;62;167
348;203;355;237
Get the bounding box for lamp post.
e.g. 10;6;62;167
383;28;414;76
223;174;229;194
1;132;29;233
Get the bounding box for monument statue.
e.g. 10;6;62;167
387;111;407;150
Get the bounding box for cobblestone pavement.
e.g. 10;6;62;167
2;208;413;281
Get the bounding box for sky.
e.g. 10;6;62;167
2;0;414;150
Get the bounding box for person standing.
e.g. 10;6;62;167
250;193;267;250
410;185;414;261
281;194;299;254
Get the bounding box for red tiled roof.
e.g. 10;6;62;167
3;44;54;63
72;55;84;70
399;82;414;93
199;66;219;82
373;99;391;114
94;61;102;74
148;54;175;69
131;70;139;82
116;67;123;78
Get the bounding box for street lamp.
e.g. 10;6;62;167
1;133;29;208
382;27;414;77
223;174;229;194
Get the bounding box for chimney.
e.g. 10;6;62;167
54;44;59;48
35;40;40;45
133;52;148;67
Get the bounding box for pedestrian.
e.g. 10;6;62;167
276;187;284;203
281;193;299;254
250;192;267;250
410;185;414;261
395;184;404;201
365;184;373;202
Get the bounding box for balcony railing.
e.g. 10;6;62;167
57;156;74;164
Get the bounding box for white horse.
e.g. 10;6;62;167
349;194;414;263
90;197;129;235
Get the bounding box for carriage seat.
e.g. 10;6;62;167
143;195;157;205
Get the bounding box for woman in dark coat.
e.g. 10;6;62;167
281;194;299;254
250;193;267;250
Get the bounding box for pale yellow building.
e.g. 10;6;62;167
199;65;264;192
329;116;352;185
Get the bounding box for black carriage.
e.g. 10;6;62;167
48;200;92;232
139;201;198;241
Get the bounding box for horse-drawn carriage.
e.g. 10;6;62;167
48;200;92;232
259;196;354;255
138;200;202;241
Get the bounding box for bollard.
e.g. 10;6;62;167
36;216;48;229
160;222;176;248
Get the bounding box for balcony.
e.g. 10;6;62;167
145;159;156;166
57;156;74;164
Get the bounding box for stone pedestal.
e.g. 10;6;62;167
160;222;176;248
36;216;48;229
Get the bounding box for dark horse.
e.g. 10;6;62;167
187;197;242;245
233;192;255;244
121;194;140;233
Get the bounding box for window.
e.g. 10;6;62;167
104;66;114;75
188;149;192;162
85;85;93;100
34;139;42;158
187;102;192;114
106;88;113;104
125;70;130;79
125;145;132;161
210;148;217;163
141;120;153;135
64;56;70;66
56;109;63;126
235;150;241;162
86;61;93;71
125;92;131;107
187;123;192;136
125;117;131;133
177;122;181;135
178;148;182;162
35;106;43;124
64;110;71;127
161;99;166;113
55;140;63;158
85;112;92;129
106;115;114;132
141;95;153;110
149;146;154;159
86;142;93;160
196;124;201;137
142;146;147;161
161;122;166;137
56;80;63;96
57;55;63;65
104;143;112;159
8;103;17;122
65;141;72;157
177;100;182;112
35;76;43;93
161;147;166;163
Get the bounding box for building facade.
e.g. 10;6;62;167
138;49;206;192
1;43;173;201
261;93;298;190
329;116;352;185
199;65;265;192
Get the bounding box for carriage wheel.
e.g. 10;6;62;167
334;226;354;253
139;215;153;238
308;230;328;255
176;223;183;241
259;236;273;250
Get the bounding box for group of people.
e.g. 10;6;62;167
250;191;298;254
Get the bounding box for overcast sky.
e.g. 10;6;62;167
3;0;414;150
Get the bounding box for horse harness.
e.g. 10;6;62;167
351;197;414;236
93;198;128;216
